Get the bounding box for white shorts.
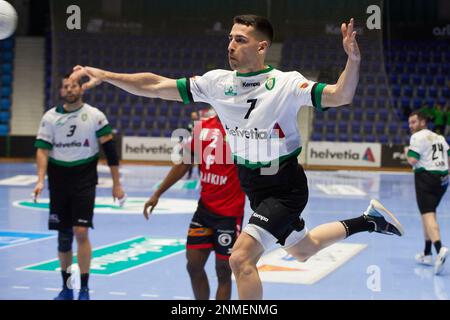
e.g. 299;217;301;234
243;223;309;251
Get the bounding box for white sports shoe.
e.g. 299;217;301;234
415;253;433;266
363;199;404;236
434;247;448;275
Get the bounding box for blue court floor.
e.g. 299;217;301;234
0;162;448;300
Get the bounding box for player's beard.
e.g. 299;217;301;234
63;94;81;104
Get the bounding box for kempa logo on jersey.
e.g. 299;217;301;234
242;81;260;88
310;148;375;162
252;213;269;222
225;125;270;140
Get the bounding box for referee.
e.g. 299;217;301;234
33;75;125;299
406;111;449;275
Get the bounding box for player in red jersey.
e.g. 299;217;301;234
143;109;245;300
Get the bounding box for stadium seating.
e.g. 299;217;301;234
0;37;14;136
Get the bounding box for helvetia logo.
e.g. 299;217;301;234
363;148;375;162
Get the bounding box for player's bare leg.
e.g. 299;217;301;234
74;227;91;274
286;222;347;262
421;212;441;242
215;257;232;300
415;215;434;265
229;232;265;300
186;248;211;300
74;226;91;299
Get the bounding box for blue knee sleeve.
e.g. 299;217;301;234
58;229;74;252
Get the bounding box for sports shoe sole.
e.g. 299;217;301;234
371;199;405;236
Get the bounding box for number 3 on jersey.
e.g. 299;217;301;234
244;99;257;119
67;125;77;137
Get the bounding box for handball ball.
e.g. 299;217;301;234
0;0;18;40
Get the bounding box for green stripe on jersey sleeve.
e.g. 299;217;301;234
407;149;420;160
34;139;53;150
448;149;450;157
313;83;327;112
176;78;191;105
96;124;113;138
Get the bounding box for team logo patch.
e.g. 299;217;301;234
83;139;90;147
299;82;309;89
224;83;237;96
82;113;88;121
265;77;276;91
218;233;232;246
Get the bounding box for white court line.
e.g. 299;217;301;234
12;286;30;290
173;296;191;300
44;288;61;292
141;294;159;298
109;291;127;296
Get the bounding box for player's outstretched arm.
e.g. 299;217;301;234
321;18;360;107
70;65;182;101
143;163;193;220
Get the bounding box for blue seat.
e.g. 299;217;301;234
428;87;438;98
436;75;445;86
1;87;12;98
411;74;421;86
363;123;373;134
311;132;322;141
0;124;9;136
353;109;363;121
378;109;389;121
442;87;450;98
351;121;361;133
413;98;422;110
416;86;426;98
366;84;376;96
124;128;134;136
338;122;348;132
400;74;410;85
325;123;335;133
403;85;413;97
325;132;336;141
378;135;389;144
0;99;11;110
151;128;161;137
338;133;349;141
352;134;363;142
365;109;376;121
138;128;148;137
0;111;10;122
388;123;398;134
365;135;376;143
375;123;385;134
391;84;401;97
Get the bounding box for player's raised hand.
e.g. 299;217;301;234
341;18;361;62
143;194;159;220
71;65;104;90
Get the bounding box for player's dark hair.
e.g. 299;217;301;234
63;73;82;87
233;14;274;45
409;111;428;123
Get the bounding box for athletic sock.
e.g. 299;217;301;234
340;215;375;238
81;273;89;289
61;270;71;289
434;241;442;255
424;240;432;256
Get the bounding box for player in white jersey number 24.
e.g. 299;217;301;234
70;15;404;300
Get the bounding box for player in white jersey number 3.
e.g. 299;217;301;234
71;15;404;299
33;75;125;300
